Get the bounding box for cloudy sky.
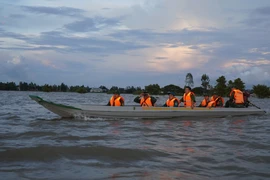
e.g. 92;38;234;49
1;0;270;88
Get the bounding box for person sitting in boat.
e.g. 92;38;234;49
163;92;179;107
179;86;196;108
198;94;210;107
107;91;124;106
225;86;245;108
134;91;157;106
243;90;250;107
207;92;224;108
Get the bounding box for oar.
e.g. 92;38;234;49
248;102;266;113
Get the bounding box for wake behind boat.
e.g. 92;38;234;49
29;95;266;119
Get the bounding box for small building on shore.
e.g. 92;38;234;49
90;88;103;93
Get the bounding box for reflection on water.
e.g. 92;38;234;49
0;91;269;179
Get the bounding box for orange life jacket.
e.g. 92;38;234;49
110;96;123;106
183;92;195;107
166;97;179;107
230;89;244;104
140;97;153;106
200;99;209;107
208;96;224;107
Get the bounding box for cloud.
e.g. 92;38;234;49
21;6;85;17
64;17;121;32
254;6;270;16
26;30;148;53
242;6;270;28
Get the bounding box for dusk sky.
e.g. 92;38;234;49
1;0;270;88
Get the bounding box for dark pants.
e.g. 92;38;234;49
225;100;245;108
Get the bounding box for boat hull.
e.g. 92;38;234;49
29;95;266;119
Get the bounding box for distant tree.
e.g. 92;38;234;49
145;84;161;95
233;78;245;91
201;74;210;92
226;80;234;94
108;86;119;93
253;84;270;98
125;86;136;94
0;82;6;90
185;73;194;87
76;86;87;93
162;84;184;95
19;82;29;91
99;85;108;92
42;84;52;92
6;82;17;90
214;76;227;96
134;86;142;94
60;83;68;92
192;87;204;96
52;85;58;91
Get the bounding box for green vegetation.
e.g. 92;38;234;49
253;84;270;98
162;84;184;95
0;74;269;98
201;74;210;92
214;76;227;96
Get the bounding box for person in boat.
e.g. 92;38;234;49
163;92;179;107
107;91;124;106
225;86;245;108
198;94;210;107
243;90;250;107
134;91;157;106
179;86;196;108
207;92;224;108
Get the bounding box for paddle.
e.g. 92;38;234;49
248;101;266;113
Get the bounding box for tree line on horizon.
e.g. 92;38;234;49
0;73;269;98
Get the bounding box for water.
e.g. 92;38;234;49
0;91;270;180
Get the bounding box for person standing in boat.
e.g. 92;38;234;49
225;86;245;108
207;92;224;108
198;94;210;107
163;92;179;107
134;91;157;106
107;91;125;106
179;86;196;108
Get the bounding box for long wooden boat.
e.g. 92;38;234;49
29;95;266;119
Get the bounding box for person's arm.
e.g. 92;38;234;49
151;96;157;106
178;97;183;106
106;101;111;106
191;94;196;108
133;96;140;103
229;92;235;101
120;97;124;106
173;99;179;107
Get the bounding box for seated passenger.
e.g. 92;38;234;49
243;90;250;107
163;92;179;107
207;92;224;107
179;86;196;108
107;91;124;106
198;94;210;107
225;86;245;108
134;91;157;106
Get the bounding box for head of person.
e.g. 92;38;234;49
167;92;175;100
184;86;191;93
229;85;236;91
113;91;120;98
212;92;218;98
142;91;149;97
203;94;209;100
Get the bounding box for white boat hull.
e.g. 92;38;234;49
29;95;266;119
